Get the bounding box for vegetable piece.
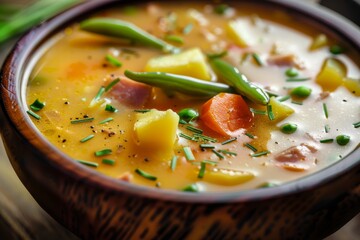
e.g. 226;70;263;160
290;86;312;98
210;58;269;105
30;99;45;111
343;78;360;96
309;34;328;51
80;18;179;53
105;54;122;67
124;70;235;97
200;93;253;136
285;68;298;77
105;104;118;112
280;123;298;134
95;149;112;157
102;159;116;165
274;144;317;171
336;135;350;146
214;4;230;15
268;97;294;122
135;169;157;181
134;109;179;149
182;183;200;192
27;110;41;120
316;58;347;91
183;147;195;161
227;19;254;47
202;168;254;186
178;108;199;123
77;160;98;168
329;45;345;55
80;134;94;143
71;117;94;124
170;156;177;171
145;48;211;80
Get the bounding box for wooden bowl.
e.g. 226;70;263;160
0;0;359;239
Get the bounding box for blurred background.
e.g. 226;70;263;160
0;0;359;239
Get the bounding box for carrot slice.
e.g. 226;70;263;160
200;93;253;136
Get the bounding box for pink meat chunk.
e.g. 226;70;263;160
267;54;305;69
109;77;152;108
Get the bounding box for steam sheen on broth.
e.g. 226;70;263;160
26;2;360;192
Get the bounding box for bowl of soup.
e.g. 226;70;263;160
1;0;359;239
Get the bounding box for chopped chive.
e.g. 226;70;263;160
179;119;188;125
27;110;41;120
164;34;184;44
258;182;278;188
102;159;116;165
71;117;94;124
285;68;298;77
323;103;328;119
134;109;151;113
353;121;360;128
99;117;114;124
183;23;193;34
193;133;217;143
186;125;203;134
277;95;291;102
320;138;334;143
244;132;255;139
77;159;98;168
214;4;230;15
30;99;45;111
244;143;258;152
105;78;120;92
291;100;303;105
105;54;122;67
182;183;199;192
135;168;157;181
200;144;215;149
250;108;267;115
202;160;218;165
183;147;195;161
267;105;275;121
219;150;237;156
198;162;206;178
221;137;237;145
251;150;270;157
252;53;264;66
240;52;251;64
179;132;195;141
105;104;118;112
212;149;225;159
286;77;311;82
170;156;178;171
207;50;228;59
94;149;112;157
94;86;105;101
80;134;94;143
324;124;330;133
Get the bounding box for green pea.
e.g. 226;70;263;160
336;135;350;146
285;68;298;77
280;123;298;134
182;183;200;192
178;108;199;123
290;86;312;98
329;45;344;55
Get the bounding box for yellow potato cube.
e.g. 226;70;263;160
316;58;347;92
227;19;254;48
269;97;295;122
203;168;254;186
145;48;211;80
343;77;360;96
134;109;179;148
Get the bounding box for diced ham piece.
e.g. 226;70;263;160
267;54;305;69
274;143;317;171
108;77;152;108
118;172;133;182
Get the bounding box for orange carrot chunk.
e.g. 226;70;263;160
200;93;253;136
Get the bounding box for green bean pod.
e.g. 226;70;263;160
80;18;179;53
210;58;270;105
124;70;235;97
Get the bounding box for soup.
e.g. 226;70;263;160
26;1;360;192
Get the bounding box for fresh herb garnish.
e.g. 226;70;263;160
71;117;94;124
105;54;122;67
193;133;217;143
258;182;278;188
250;108;267;115
214;4;230;15
221;137;237;145
105;78;120;92
244;132;255;139
170;156;178;171
323;103;328;119
277;95;291;102
105;104;118;112
179;132;195;141
251;151;270;157
200;144;215;149
329;44;344;55
182;183;200;192
30;99;45;111
90;86;105;106
94;149;112;157
80;134;94;143
135;168;157;181
186;125;203;134
198;162;206;178
320;138;334;143
27;110;41;120
218;150;237;156
99;117;114;124
353;121;360;128
183;23;193;35
291;100;303;105
267;104;275;121
324;124;330;133
102;159;116;165
286;77;311;82
183;147;195;161
202;160;218;165
244;143;258;152
252;53;264;66
212;149;225;159
207;50;228;59
164;34;184;44
77;159;98;168
134;109;151;113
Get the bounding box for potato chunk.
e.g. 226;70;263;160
134;109;179;148
203;168;254;186
343;77;360;96
226;19;254;48
316;58;347;92
269;97;295;122
145;48;211;80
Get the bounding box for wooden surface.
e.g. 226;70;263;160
0;0;359;239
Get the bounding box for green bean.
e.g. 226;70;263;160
124;70;235;97
80;18;179;53
210;58;269;105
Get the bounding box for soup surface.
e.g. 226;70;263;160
26;1;360;192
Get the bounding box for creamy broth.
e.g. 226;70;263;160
26;2;360;192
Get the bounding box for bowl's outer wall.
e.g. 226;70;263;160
0;0;359;239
